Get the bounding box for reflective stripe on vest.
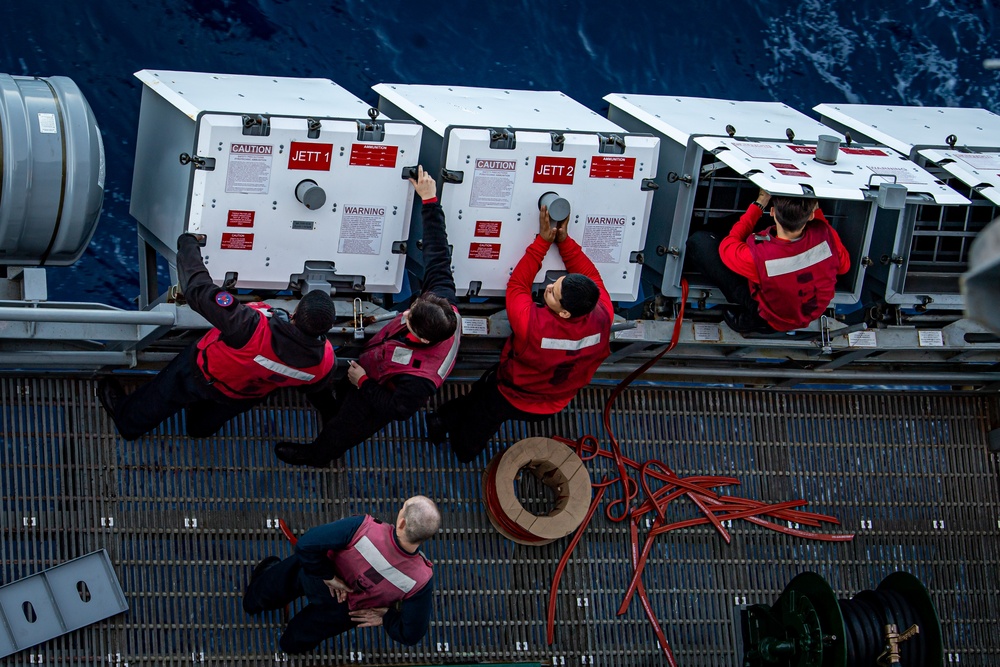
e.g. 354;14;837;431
762;240;833;277
353;535;418;594
540;332;603;351
357;306;461;387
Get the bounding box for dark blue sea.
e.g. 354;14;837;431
2;0;998;308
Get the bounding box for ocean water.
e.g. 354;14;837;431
1;0;998;308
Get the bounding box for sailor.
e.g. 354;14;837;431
426;204;613;463
274;166;460;467
243;495;440;653
685;189;850;334
96;234;337;440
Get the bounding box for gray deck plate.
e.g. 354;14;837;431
1;377;999;665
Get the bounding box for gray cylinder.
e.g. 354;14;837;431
0;74;105;266
295;179;327;210
814;134;840;165
538;191;571;223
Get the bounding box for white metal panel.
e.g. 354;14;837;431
135;69;371;120
814;104;1000;154
693;137;969;204
441;128;658;300
604;94;832;145
918;149;1000;206
188;114;422;291
373;83;622;137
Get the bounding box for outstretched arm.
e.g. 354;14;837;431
506;208;556;340
412;167;456;305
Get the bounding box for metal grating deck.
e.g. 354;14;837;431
2;377;1000;666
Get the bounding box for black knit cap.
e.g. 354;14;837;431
294;290;336;336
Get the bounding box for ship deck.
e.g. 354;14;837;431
2;376;999;666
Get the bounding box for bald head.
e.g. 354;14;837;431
398;495;441;544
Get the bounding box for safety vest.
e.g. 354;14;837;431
497;302;612;414
328;515;433;611
357;306;461;388
195;303;335;399
746;222;841;331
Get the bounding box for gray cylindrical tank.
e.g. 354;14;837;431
0;74;105;265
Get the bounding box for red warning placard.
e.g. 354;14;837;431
787;145;817;155
220;233;254;250
533;156;577;184
777;169;812;178
288;141;333;171
350;144;399;167
840;147;888;156
226;210;255;228
589;155;636;179
474;220;502;238
468;242;501;260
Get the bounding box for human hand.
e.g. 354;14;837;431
347;360;368;387
350;606;389;627
409;165;437;201
756;189;771;208
538;206;558;243
324;576;353;603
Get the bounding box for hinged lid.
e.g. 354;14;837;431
917;149;1000;205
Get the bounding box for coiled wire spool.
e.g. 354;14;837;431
0;74;105;265
483;437;592;546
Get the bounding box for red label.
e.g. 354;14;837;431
770;162;799;170
840;147;888;156
777;169;812;178
589;155;636;179
350;144;399;167
533;156;577;184
474;220;502;238
787;145;817;154
226;210;255;227
468;242;501;260
220;233;254;250
288;141;333;170
231;143;273;155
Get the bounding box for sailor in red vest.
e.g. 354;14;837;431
96;233;337;440
685;189;850;334
243;495;440;653
274;167;460;467
426;204;613;463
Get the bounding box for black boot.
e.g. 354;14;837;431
425;411;448;446
242;556;281;614
273;441;330;468
96;377;125;424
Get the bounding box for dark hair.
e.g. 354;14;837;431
560;274;600;317
407;294;457;343
771;197;818;233
293;290;336;336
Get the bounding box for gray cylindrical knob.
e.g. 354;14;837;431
814;135;840;165
295;180;327;210
538;191;571;222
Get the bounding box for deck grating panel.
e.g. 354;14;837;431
0;378;999;665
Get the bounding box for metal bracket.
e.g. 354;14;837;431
352;297;365;340
241;114;270;136
356;108;385;142
488;128;516;150
178;153;216;171
441;168;464;184
597;133;626;154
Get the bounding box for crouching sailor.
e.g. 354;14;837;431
97;233;337;440
243;496;440;653
427;203;613;463
274;166;460;467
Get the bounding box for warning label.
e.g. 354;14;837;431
533;156;576;184
840;147;888;157
288;141;333;171
582;215;626;263
589;156;636;179
226;144;273;194
949;151;1000;171
227;210;255;228
338;205;386;255
787;145;817;155
866;166;926;185
474;220;502;238
733;142;788;159
468;242;501;260
469;158;517;209
770;162;799;170
777;169;812;178
350;144;399;168
220;232;254;250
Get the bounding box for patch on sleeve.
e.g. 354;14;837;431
215;291;235;307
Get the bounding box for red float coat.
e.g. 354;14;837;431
196;303;335;399
357;306;461;388
720;205;850;331
497;236;613;414
327;515;433;611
